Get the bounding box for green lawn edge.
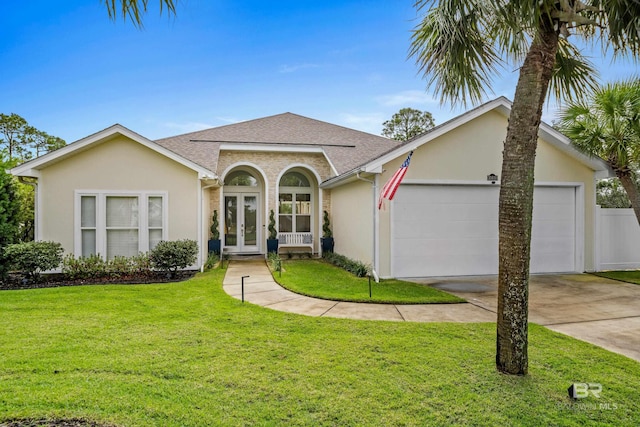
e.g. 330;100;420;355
271;259;463;304
591;270;640;285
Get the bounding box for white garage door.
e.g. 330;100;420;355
392;185;576;277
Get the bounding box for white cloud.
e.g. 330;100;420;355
375;90;439;107
278;63;320;73
340;112;386;135
214;116;243;125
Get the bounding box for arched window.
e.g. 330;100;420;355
279;171;312;233
224;170;258;187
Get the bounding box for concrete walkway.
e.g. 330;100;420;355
222;260;640;362
222;260;494;322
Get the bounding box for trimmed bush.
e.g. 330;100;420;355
61;254;107;280
130;252;152;277
322;251;370;277
5;241;63;280
149;239;198;278
61;252;154;281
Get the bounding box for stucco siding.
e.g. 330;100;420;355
39;135;200;255
374;110;598;276
330;179;373;265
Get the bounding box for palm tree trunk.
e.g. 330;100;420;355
616;171;640;226
496;25;559;376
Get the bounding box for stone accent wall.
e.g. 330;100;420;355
206;151;335;249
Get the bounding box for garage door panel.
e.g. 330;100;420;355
392;185;576;277
395;221;498;239
531;221;574;237
395;237;499;256
396;253;498;277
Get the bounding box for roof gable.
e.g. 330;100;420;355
155;113;399;175
10;124;216;179
322;97;611;188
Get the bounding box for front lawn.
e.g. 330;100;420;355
273;259;464;304
0;269;638;426
593;270;640;285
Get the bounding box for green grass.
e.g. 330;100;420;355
0;270;639;426
273;259;465;304
592;270;640;285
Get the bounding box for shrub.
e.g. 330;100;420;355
268;210;277;240
130;252;152;277
107;256;133;278
61;254;107;280
5;241;63;280
203;252;219;271
322;252;370;277
211;210;220;240
268;251;282;272
62;252;153;281
149;239;198;278
322;210;332;238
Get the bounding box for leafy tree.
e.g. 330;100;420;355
558;79;640;224
382;107;435;141
27;128;66;157
0;114;66;161
0;162;21;278
0;113;31;161
596;178;636;208
410;1;640;375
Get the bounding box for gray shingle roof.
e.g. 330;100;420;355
154;113;399;175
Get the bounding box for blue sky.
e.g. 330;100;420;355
1;1;637;143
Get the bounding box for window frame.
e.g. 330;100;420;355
74;190;168;259
278;170;313;235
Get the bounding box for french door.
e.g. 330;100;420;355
224;193;259;253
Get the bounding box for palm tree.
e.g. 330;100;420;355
410;1;640;375
559;79;640;224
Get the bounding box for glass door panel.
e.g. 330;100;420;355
243;195;257;247
224;196;238;247
224;193;259;252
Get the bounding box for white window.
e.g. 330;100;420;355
279;172;312;233
76;192;167;259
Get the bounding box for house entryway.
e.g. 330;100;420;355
224;193;260;253
222;167;265;254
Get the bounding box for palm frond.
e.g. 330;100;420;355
103;0;176;28
409;0;503;106
598;0;640;59
558;78;640;170
549;39;600;103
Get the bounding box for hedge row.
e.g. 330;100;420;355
3;239;198;281
322;251;370;277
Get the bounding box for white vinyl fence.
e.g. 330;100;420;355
596;207;640;270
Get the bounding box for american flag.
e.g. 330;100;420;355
378;151;413;209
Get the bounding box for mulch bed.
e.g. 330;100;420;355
0;271;198;291
0;419;114;427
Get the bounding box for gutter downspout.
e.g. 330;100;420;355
356;172;379;283
18;177;38;241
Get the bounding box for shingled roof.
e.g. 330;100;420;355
154;113;399;176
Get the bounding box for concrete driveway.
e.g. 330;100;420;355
413;274;640;362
